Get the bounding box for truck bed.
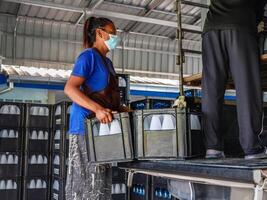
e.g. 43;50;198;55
118;158;267;184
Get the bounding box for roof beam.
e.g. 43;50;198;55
4;0;81;12
181;0;209;9
1;13;182;42
75;0;105;25
89;0;105;10
3;0;202;33
124;0;166;32
0;13;202;42
75;11;85;26
1;30;201;56
102;1;196;21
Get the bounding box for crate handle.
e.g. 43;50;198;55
119;113;127;160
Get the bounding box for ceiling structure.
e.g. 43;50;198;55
0;0;208;79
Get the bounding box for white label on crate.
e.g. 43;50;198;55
55;144;60;149
54;169;59;175
53;193;59;200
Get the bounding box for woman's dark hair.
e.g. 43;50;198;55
83;17;114;49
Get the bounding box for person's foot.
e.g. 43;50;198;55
205;149;225;159
244;151;267;160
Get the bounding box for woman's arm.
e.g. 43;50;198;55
64;75;113;124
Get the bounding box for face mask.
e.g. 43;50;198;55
104;34;119;50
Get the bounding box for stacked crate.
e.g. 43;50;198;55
130;173;151;200
134;107;205;160
130;99;149;110
130;99;174;110
0;102;24;200
51;101;71;200
112;167;127;200
117;73;130;106
23;104;51;200
151;177;174;200
150;99;174;109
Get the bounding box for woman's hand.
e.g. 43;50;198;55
95;107;113;124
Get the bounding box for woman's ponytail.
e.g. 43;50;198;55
83;17;96;49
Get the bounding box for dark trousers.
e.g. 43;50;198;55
202;30;263;155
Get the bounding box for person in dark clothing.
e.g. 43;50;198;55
202;0;267;159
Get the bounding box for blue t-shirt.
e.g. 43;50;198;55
68;48;113;135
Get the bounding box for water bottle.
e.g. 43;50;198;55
158;188;163;198
141;186;145;196
155;188;159;197
133;185;136;194
163;189;169;199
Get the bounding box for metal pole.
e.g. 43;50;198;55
13;17;19;63
176;0;184;95
173;0;187;108
122;33;126;73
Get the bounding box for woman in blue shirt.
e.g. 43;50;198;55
64;17;128;200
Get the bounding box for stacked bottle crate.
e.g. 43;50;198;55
130;99;149;110
0;102;24;200
150;99;173;109
130;99;174;110
117;73;130;106
151;177;173;200
23;104;51;200
51;101;71;200
111;167;127;200
130;173;151;200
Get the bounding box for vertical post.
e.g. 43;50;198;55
122;32;126;73
0;31;3;72
173;0;187;108
176;0;184;96
13;17;19;64
147;175;152;200
0;31;2;58
0;57;2;73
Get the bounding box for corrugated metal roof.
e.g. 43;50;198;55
0;1;18;15
0;0;204;38
1;64;180;86
0;0;207;78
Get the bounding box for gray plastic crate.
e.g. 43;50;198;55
85;112;134;164
134;108;205;160
0;178;22;200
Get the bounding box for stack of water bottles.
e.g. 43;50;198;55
0;102;24;200
130;99;148;110
111;166;127;200
23;104;51;200
130;174;148;200
150;99;173;109
132;184;146;199
51;101;72;200
152;177;173;200
130;99;173;110
117;74;130;106
154;188;172;200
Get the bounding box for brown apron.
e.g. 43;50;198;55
82;48;121;115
